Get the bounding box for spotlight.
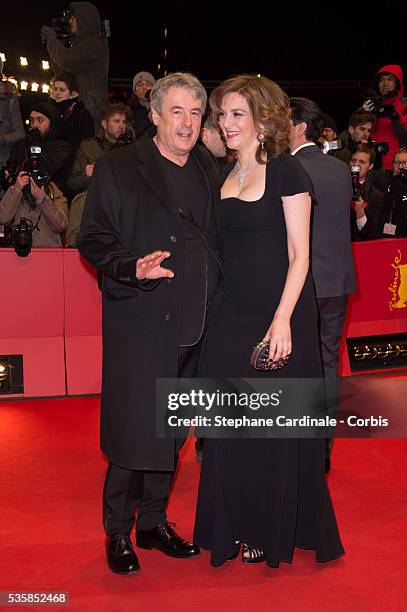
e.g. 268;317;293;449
20;81;28;90
42;60;50;70
0;52;6;63
31;82;39;92
0;360;9;383
20;57;28;67
41;83;50;94
0;355;24;395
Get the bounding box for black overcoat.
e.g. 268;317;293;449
77;134;222;471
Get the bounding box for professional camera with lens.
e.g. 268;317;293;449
363;88;397;118
386;168;407;211
112;132;135;149
23;129;51;190
391;168;407;191
366;138;389;170
350;165;362;201
42;8;111;48
42;9;73;47
4;217;34;257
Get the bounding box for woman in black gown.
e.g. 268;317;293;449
193;75;344;567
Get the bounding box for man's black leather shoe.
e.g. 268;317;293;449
106;533;140;574
136;522;200;558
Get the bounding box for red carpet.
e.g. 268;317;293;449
1;396;407;611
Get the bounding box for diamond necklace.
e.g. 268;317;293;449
236;160;257;186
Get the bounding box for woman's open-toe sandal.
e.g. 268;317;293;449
241;543;265;564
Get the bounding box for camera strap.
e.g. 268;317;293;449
32;213;42;232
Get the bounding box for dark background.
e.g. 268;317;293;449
1;1;406;128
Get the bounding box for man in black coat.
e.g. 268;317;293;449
77;73;223;574
289;98;356;471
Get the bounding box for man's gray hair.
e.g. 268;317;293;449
150;72;207;114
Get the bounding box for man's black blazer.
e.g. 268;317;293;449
294;144;356;298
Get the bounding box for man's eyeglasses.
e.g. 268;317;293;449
393;160;407;167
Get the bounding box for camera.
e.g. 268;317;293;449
364;138;389;170
112;132;135;149
0;133;50;204
42;9;73;47
350;165;362;201
4;217;34;257
42;8;111;48
371;141;389;157
23;131;51;187
387;169;407;208
320;140;342;155
363;88;395;116
392;168;407;188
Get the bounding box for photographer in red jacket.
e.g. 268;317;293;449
363;65;407;171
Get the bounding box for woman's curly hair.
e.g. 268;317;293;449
209;74;290;163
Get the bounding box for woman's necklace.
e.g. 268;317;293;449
236;160;257;186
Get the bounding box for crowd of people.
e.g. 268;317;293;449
1;0;406;577
1;58;407;247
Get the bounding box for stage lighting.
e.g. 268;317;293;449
0;53;6;63
20;81;28;91
42;60;50;70
20;57;28;67
0;355;24;395
31;82;39;92
0;360;9;383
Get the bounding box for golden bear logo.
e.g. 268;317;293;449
388;249;407;310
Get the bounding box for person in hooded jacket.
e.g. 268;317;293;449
50;70;94;151
0;63;25;171
42;2;109;127
363;64;407;171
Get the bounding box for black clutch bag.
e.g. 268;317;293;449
251;340;291;371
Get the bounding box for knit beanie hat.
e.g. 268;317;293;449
132;71;155;92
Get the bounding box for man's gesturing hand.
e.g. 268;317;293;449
136;251;174;280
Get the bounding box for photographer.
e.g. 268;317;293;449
41;2;109;127
66;103;133;246
378;147;407;238
336;110;375;163
21;103;73;195
363;65;407;171
0;102;71;247
0;171;68;247
349;144;385;241
0;75;25;175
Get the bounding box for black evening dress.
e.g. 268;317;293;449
193;154;345;567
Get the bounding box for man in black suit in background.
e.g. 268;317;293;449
288;98;356;471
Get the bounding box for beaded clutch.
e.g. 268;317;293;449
250;340;291;371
